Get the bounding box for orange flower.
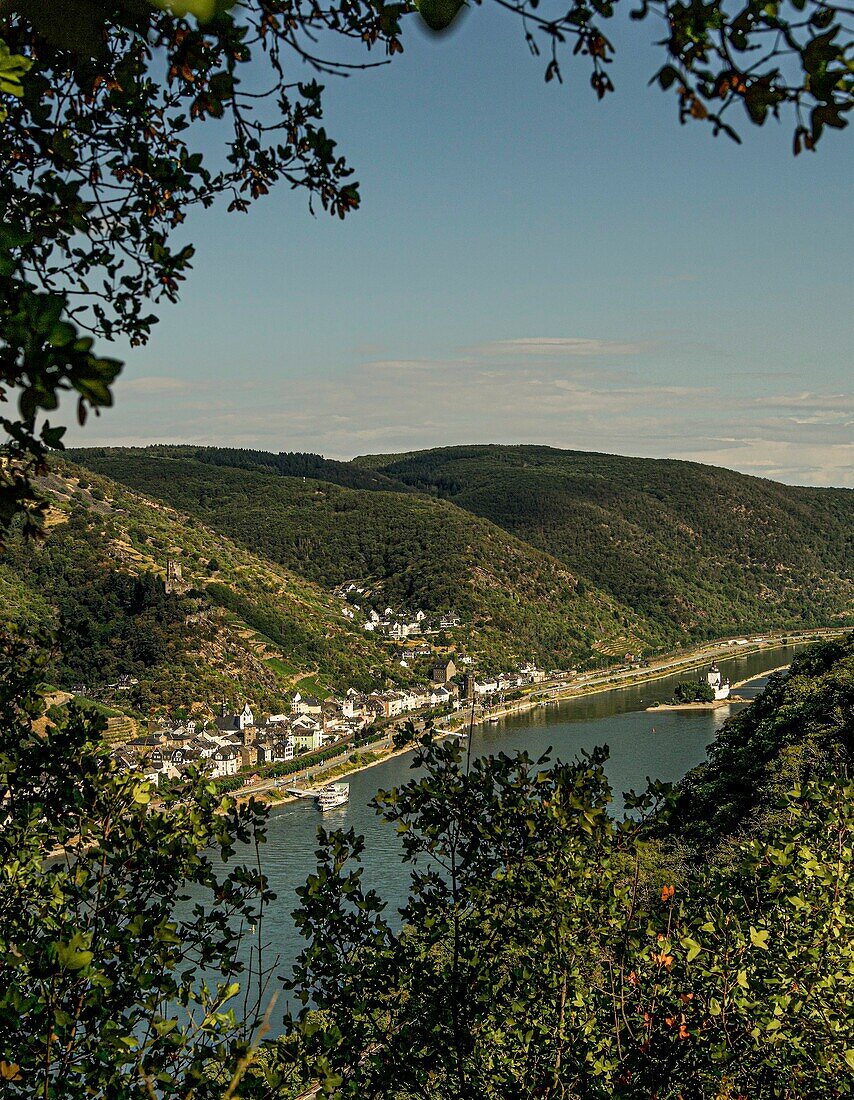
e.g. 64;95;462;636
661;884;675;902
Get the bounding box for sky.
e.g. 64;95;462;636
65;7;854;487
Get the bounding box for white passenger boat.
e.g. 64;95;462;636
315;782;349;811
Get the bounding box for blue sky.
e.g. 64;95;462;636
67;7;854;486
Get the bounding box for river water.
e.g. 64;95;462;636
205;644;805;1019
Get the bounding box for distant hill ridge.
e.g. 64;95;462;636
356;444;854;637
69;443;854;649
66;448;653;676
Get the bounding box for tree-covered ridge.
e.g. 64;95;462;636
671;632;854;850
74;443;854;650
68;450;658;670
79;445;417;494
356;444;854;640
0;463;415;712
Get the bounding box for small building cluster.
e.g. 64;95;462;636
468;665;546;698
334;583;461;638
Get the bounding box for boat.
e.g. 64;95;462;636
315;782;349;811
488;716;501;724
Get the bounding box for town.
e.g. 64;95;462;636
113;655;551;790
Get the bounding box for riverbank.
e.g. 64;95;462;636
646;697;748;712
235;630;849;807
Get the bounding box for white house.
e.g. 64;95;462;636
210;747;239;778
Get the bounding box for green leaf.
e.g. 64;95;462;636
132;783;151;805
55;935;94;971
0;41;33;98
414;0;466;31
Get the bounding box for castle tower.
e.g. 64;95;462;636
165;559;185;594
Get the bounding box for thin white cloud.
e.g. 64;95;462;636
746;391;854;411
474;337;645;358
65;337;854;489
120;376;193;396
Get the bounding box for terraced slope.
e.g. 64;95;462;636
0;463;412;713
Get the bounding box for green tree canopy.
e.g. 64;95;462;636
0;628;275;1096
672;678;715;703
286;729;854;1097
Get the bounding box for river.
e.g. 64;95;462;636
202;643;806;1021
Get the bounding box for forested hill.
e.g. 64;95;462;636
669;630;854;852
355;445;854;639
95;444;417;494
67;451;656;670
72;444;854;647
0;464;422;713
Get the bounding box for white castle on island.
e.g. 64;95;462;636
707;664;731;700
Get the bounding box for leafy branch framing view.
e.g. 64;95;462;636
0;2;852;1096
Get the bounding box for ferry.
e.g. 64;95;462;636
315;782;349;811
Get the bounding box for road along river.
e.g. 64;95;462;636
197;642;809;1021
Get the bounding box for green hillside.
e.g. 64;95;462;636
63;443;854;687
67;450;658;669
0;463;415;715
669;631;854;851
356;444;854;641
107;444;417;494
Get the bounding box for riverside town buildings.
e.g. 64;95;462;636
111;657;549;788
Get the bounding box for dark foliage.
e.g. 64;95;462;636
670;632;854;847
672;679;715;703
0;627;274;1096
1;508;188;692
358;444;854;640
